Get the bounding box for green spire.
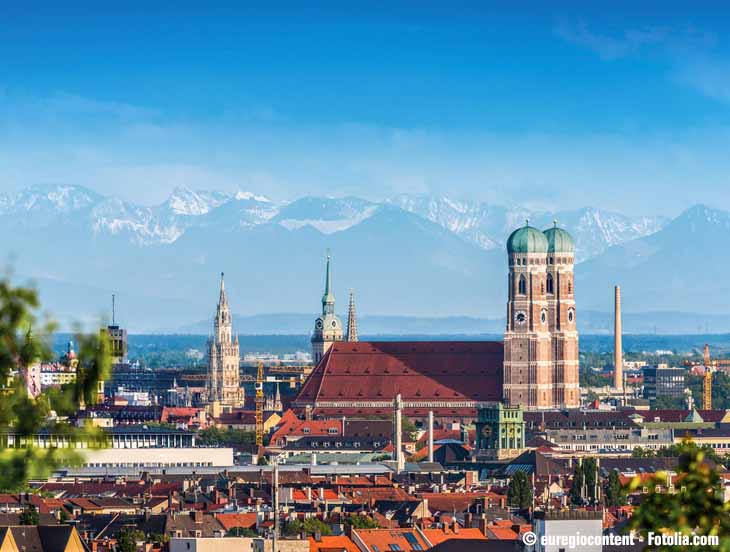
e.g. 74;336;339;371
322;250;335;314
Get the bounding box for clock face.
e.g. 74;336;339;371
331;320;338;328
481;425;492;438
541;309;547;325
567;308;575;323
515;311;527;326
315;319;323;329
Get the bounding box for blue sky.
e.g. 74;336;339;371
1;2;730;215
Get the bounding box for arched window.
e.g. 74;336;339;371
518;275;527;295
546;273;554;294
568;280;572;294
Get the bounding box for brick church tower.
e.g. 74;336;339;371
544;222;580;408
503;222;579;409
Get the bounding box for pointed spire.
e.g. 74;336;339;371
219;272;227;305
322;250;335;314
346;289;358;342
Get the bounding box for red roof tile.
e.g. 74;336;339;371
294;341;503;416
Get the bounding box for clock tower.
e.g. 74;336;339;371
503;221;579;409
503;221;553;409
311;252;343;364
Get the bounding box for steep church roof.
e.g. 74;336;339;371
294;341;504;418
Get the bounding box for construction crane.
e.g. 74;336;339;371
703;344;714;410
255;362;265;446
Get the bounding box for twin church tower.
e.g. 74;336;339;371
503;222;580;409
207;221;579;411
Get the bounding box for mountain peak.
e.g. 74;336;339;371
165;187;231;216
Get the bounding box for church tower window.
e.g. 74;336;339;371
546;273;554;294
518;275;527;295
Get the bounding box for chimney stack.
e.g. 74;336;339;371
427;411;434;463
614;286;623;390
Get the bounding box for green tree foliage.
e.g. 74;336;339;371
198;427;256;446
627;439;730;551
583;457;598;502
346;515;380;529
653;395;686;410
687;373;730;410
227;527;257;537
568;458;599;505
507;470;532;509
580;369;611;388
0;277;111;491
633;443;722;463
604;470;626;507
570;462;585;506
19;505;39;525
117;529;144;552
283;518;332;537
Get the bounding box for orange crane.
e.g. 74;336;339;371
255;362;265;446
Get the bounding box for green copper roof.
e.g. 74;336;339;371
507;222;549;254
544;223;575;254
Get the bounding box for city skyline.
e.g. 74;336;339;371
2;4;730;215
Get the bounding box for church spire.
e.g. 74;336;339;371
219;272;227;306
322;251;335;315
346;289;358;342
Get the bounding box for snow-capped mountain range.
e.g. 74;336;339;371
0;184;665;259
8;183;722;332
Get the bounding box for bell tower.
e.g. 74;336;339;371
503;221;553;409
544;222;580;408
311;252;343;364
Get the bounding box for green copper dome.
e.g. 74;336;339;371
543;224;575;253
507;223;549;254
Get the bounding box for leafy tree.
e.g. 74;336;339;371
0;277;111;491
257;456;269;466
346;515;380;529
117;529;144;552
58;508;69;522
507;471;532;509
653;395;685;410
19;505;39;525
227;527;257;537
583;457;598;503
604;470;626;507
198;427;256;446
569;462;585;506
401;417;418;441
627;439;730;551
283;518;332;537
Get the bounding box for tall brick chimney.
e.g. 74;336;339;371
614;286;623;390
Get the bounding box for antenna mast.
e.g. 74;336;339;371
112;294;116;325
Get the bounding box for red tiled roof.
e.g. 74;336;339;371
487;527;519;540
422;528;487;546
294;341;503;415
309;535;360;552
290;489;340;501
354;528;430;552
215;512;257;530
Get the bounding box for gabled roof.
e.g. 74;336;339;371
295;341;504;416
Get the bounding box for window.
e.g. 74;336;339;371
546;273;554;294
518;275;527;295
389;545;402;551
